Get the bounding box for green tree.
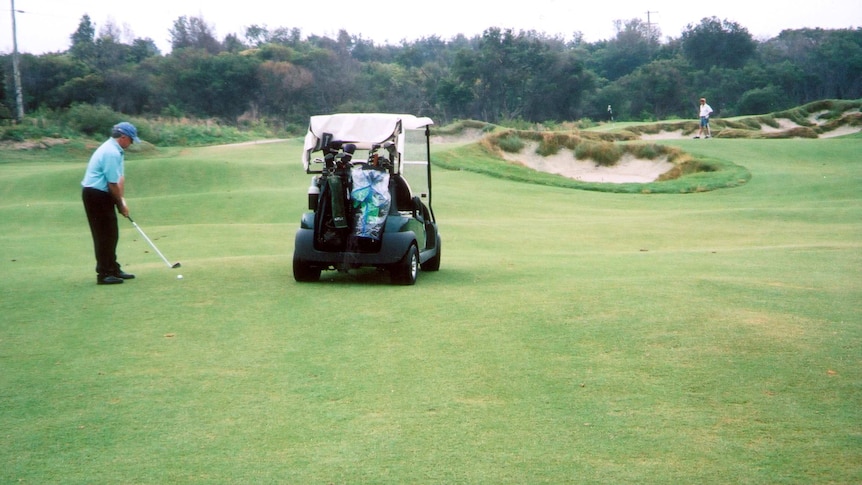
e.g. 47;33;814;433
293;41;359;115
395;36;450;68
223;34;247;53
56;73;105;107
69;15;96;63
453;28;564;122
255;60;313;120
7;13;861;129
266;27;303;47
681;17;756;70
17;53;89;110
0;59;10;121
434;74;474;121
755;28;862;104
523;48;595;121
812;29;862;99
170;16;222;54
354;61;428;114
737;85;783;115
604;58;691;120
93;35;131;72
589;18;659;81
165;50;260;120
129;38;161;63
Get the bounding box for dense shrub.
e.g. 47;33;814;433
737;86;783;115
575;141;622;166
64;104;123;137
497;134;525;153
627;143;659;160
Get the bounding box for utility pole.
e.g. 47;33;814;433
645;10;659;42
10;0;25;122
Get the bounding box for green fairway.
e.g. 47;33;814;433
1;135;860;483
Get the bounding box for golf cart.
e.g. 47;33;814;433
292;113;441;285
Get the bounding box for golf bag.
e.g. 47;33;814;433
314;174;350;251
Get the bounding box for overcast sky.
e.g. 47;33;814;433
3;0;861;55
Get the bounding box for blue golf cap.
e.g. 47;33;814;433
112;122;141;143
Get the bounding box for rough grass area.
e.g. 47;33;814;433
0;108;289;148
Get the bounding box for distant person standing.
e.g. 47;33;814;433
81;122;141;285
695;98;713;139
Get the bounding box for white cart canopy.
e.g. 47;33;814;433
302;113;433;172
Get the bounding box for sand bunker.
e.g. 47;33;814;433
819;125;861;138
431;128;485;146
640;130;686;141
501;142;673;184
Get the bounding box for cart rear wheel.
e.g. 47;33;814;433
293;257;321;282
391;244;419;285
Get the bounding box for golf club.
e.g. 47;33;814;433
127;216;181;269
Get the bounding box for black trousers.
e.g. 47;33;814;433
82;187;121;277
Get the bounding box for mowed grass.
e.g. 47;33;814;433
1;136;860;483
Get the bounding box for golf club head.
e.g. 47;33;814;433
172;262;182;269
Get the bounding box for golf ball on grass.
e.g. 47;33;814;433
177;274;183;279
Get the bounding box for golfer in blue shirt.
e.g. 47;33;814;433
81;122;141;285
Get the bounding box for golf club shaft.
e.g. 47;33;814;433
129;217;174;268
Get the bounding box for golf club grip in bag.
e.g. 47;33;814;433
314;176;350;251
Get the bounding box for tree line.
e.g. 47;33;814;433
2;14;860;128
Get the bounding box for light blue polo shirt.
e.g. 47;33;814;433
81;138;124;192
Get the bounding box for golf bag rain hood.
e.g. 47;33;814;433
350;166;390;241
302;113;434;173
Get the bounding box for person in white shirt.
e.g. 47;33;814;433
695;97;713;139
